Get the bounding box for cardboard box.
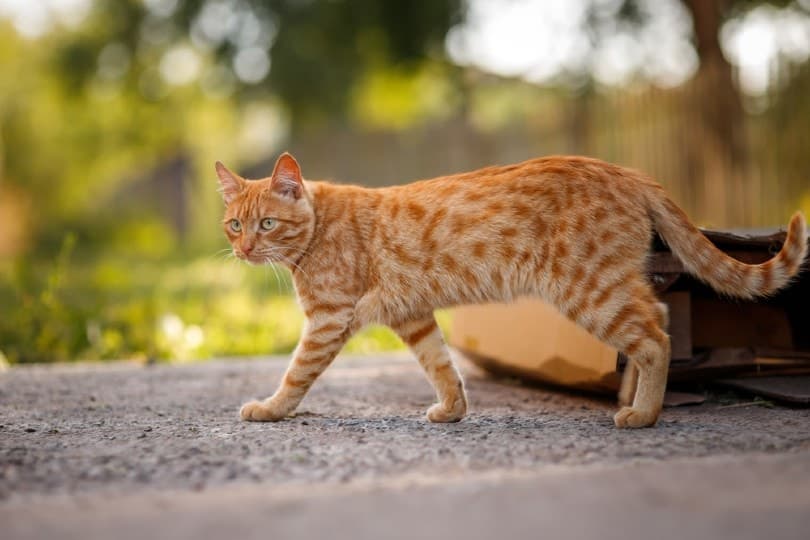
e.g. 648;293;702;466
451;299;621;392
449;229;810;393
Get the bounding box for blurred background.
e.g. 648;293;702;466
1;0;809;364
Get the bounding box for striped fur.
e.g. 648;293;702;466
217;153;808;428
650;195;807;299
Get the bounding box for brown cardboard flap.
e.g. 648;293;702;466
451;299;618;391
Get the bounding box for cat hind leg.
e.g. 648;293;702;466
617;301;668;407
613;332;669;428
566;277;670;428
610;309;670;428
618;360;638;407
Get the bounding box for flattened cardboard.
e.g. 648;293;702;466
717;376;810;404
451;299;619;392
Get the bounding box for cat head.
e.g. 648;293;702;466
216;152;315;266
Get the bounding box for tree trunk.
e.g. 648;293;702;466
681;0;749;225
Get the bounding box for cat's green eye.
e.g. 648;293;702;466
229;219;242;232
260;218;276;231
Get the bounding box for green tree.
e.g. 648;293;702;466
59;0;463;126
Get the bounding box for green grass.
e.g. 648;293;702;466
0;241;451;364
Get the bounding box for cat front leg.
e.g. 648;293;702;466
392;316;468;423
240;315;354;422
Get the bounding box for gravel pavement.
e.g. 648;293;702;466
2;354;809;539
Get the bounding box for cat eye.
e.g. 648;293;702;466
229;219;242;232
260;218;276;231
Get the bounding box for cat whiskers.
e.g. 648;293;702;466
270;246;311;279
211;247;236;262
262;258;285;293
211;249;241;277
245;248;288;293
272;243;313;279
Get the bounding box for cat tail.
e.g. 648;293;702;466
649;193;808;300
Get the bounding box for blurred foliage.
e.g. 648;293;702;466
0;240;435;363
51;0;464;124
253;0;463;123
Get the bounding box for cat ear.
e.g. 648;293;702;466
271;152;303;199
215;161;245;204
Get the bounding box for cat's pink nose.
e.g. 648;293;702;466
241;245;254;255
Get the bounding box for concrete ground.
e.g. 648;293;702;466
2;354;809;540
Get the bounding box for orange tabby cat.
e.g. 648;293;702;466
216;153;807;428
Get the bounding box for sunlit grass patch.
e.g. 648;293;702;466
0;247;454;364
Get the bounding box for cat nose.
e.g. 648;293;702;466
241;245;254;255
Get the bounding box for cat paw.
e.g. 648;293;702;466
239;400;287;422
613;406;659;428
426;399;466;423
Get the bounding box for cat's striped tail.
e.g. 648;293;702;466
649;194;807;300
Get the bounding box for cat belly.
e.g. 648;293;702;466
371;264;530;324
